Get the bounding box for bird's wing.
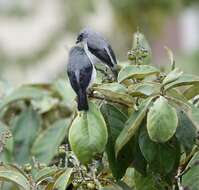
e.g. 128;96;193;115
67;47;93;93
87;35;116;67
105;45;117;66
78;63;93;91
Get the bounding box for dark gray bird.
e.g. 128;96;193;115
67;46;96;111
76;28;118;78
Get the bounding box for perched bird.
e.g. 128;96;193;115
76;28;118;78
67;46;96;111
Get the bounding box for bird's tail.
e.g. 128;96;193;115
77;90;89;111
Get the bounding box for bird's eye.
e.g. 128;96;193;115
79;34;83;40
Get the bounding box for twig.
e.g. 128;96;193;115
176;168;184;190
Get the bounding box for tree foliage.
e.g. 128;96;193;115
1;32;199;190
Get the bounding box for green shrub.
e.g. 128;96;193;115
1;32;199;190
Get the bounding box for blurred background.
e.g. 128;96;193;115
0;0;199;85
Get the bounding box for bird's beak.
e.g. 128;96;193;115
76;39;80;44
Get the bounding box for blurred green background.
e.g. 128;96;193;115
0;0;199;85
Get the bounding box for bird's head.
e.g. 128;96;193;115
76;28;92;44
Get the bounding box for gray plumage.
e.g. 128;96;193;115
76;28;118;77
67;46;94;111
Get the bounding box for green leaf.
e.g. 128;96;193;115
0;85;50;110
53;79;75;106
166;88;188;102
134;170;170;190
0;122;14;163
101;182;131;190
44;182;54;190
131;132;147;175
183;84;199;100
165;74;199;90
69;102;108;164
102;104;146;178
100;185;122;190
118;65;159;83
95;83;128;93
101;104;132;179
190;105;199;130
93;83;134;106
162;68;183;86
115;97;153;157
13;107;41;164
53;168;73;190
134;170;158;190
0;164;31;190
34;166;58;183
122;168;135;188
31;119;70;164
147;96;178;142
182;151;199;190
139;126;181;175
175;110;196;154
128;82;160;97
31;96;59;114
0;121;12;154
0;134;14;163
164;47;175;70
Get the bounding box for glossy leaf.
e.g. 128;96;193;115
183;84;199;100
100;182;132;190
131;132;147;175
190;105;199;130
115;97;153;156
134;170;169;190
69;102;108;164
0;85;50;110
53;168;73;190
162;68;183;86
164;47;175;70
100;185;122;190
102;103;146;178
35;166;58;183
165;74;199;90
134;170;158;190
31;96;59;114
147;96;178;142
122;168;135;188
166;88;188;102
93;83;134;106
31;119;70;164
53;79;75;109
101;104;132;179
175;110;196;154
128;82;160;97
0;165;31;190
139;126;181;175
13;107;41;164
118;65;159;83
182;151;199;190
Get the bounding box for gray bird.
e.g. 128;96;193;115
76;28;118;78
67;46;96;111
